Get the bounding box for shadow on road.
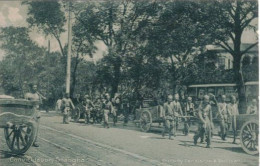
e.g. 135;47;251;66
0;150;23;159
148;136;167;140
178;140;198;148
214;146;246;154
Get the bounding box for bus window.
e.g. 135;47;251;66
198;88;206;99
216;87;225;97
208;87;215;95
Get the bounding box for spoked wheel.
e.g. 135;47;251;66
140;110;152;132
73;108;81;122
240;120;259;155
4;122;36;154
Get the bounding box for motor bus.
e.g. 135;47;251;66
187;81;258;103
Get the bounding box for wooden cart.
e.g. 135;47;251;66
135;106;163;132
235;114;258;155
0;99;38;154
71;103;103;123
70;103;86;122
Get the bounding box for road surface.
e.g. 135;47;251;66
0;111;258;166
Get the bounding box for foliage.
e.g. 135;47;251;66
23;1;66;57
0;1;258;109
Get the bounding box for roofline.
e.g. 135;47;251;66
189;84;236;88
245;81;259;85
188;81;259;88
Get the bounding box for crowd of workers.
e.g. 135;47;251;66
22;83;258;149
54;89;258;148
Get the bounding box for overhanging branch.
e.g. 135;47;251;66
217;43;234;55
241;42;258;55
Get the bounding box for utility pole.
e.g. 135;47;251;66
66;2;72;95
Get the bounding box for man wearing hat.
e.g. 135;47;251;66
172;93;183;133
183;96;194;135
193;95;213;148
162;95;175;139
218;95;230;141
103;93;113;128
112;93;121;126
25;84;46;147
83;95;94;124
61;93;75;124
228;95;239;144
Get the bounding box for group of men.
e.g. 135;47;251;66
161;93;194;140
161;93;259;148
24;83;258;149
57;92;123;128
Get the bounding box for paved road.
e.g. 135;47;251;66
0;111;258;166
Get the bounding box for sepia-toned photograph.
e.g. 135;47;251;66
0;0;259;166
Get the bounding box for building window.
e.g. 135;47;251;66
218;57;225;68
228;59;231;69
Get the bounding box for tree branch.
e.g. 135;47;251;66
241;42;258;55
228;32;235;43
241;15;257;30
53;34;65;57
227;7;235;21
217;43;234;55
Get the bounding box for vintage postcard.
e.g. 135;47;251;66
0;0;259;166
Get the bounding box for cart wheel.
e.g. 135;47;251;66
240;120;259;155
140;110;152;132
4;122;36;154
73;108;81;122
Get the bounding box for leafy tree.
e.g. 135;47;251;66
146;0;216;91
0;27;46;97
72;0;161;96
23;1;67;57
195;0;257;112
0;26;65;106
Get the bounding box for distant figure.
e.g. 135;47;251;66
172;93;183;133
56;97;62;112
218;95;230;141
162;95;175;140
25;84;46;147
61;93;75;124
227;95;239;144
112;93;121;126
183;97;194;135
247;99;258;115
103;93;113;128
93;97;103;123
83;95;94;124
193;95;213;148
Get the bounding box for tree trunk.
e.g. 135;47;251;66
70;58;80;97
111;56;121;97
233;2;247;114
233;26;247;113
233;55;247;114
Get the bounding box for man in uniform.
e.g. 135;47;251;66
122;93;130;126
93;97;103;123
183;97;194;135
228;95;239;144
62;93;75;124
25;84;46;147
56;97;62;112
162;95;175;140
83;95;94;124
218;95;230;141
172;93;183;133
112;93;121;126
193;95;213;148
103;93;113;128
